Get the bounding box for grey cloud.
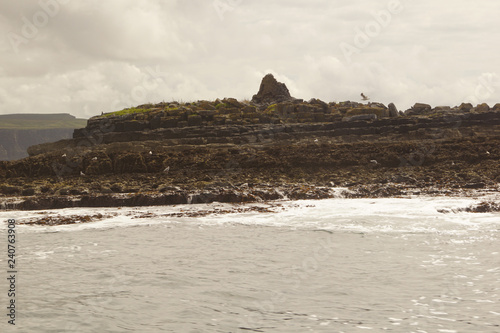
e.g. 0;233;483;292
0;0;499;118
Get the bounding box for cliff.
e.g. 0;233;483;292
0;114;87;161
1;75;499;210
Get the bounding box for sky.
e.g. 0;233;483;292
0;0;499;119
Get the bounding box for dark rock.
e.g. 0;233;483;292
463;182;486;189
110;184;123;193
493;103;500;111
0;185;21;195
113;153;147;173
276;103;295;115
251;74;294;105
459;103;473;112
223;98;244;109
475;103;490;112
343;114;377;122
309;98;328;111
368;102;387;109
187;115;203;126
407;103;432;115
433;106;451;113
85;155;113;175
22;188;35;196
388;103;399;117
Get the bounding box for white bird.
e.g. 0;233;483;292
314;139;319;142
149;151;153;155
486;151;490;155
62;153;67;157
361;93;370;101
163;166;170;173
80;171;85;176
370;160;378;165
92;157;98;160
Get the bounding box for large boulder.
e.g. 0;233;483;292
406;103;432;115
388;103;399;117
459;103;473;112
475;103;490;112
433;106;451;113
251;74;294;105
493;103;500;111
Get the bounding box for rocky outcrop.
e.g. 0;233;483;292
2;75;500;210
388;103;399;117
251;74;295;105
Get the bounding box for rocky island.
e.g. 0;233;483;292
1;74;499;210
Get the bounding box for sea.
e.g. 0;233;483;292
0;195;499;333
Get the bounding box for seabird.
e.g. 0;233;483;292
314;139;319;142
486;151;491;155
62;153;67;157
80;171;85;176
361;93;370;101
149;151;153;155
92;157;98;160
163;166;170;173
370;160;378;165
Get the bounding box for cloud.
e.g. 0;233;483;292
0;0;499;118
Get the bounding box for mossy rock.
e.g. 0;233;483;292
475;103;490;112
187;115;203;126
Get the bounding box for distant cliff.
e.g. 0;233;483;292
0;114;87;161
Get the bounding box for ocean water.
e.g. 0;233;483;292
0;196;499;332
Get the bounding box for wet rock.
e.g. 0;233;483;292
251;74;294;105
0;185;21;195
463;182;486;189
110;184;123;193
21;188;35;196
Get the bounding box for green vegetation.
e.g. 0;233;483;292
215;103;228;110
102;107;151;118
265;104;278;113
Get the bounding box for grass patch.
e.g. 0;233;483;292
103;107;151;117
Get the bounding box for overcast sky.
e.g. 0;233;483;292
1;0;499;119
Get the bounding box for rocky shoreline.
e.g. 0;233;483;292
1;74;499;211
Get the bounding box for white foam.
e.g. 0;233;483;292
0;196;499;235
